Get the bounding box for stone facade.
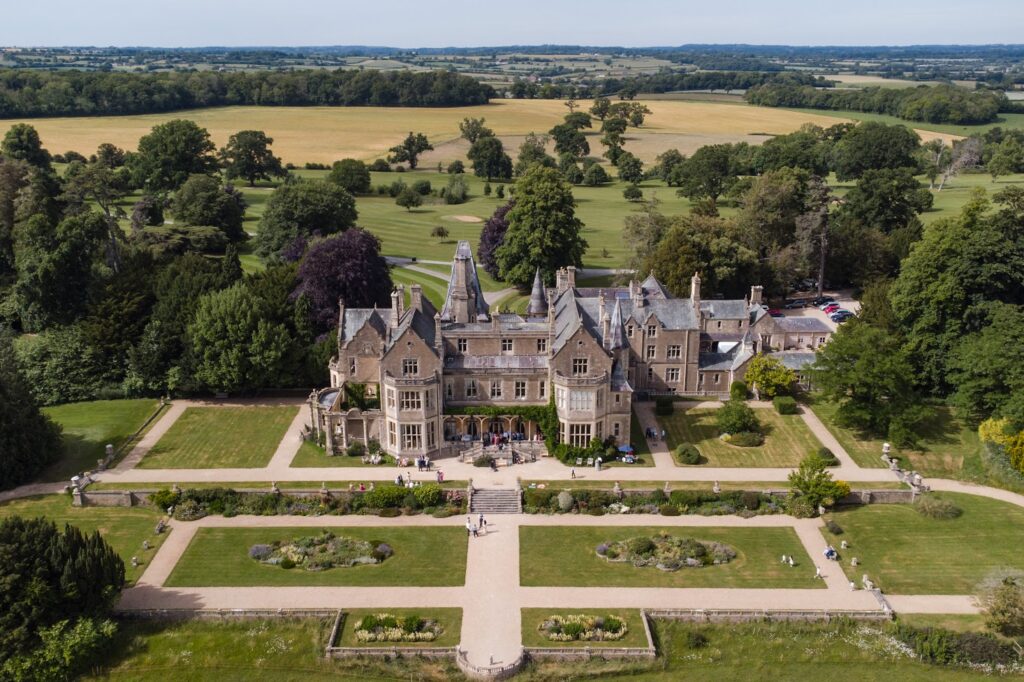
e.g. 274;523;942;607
309;241;801;457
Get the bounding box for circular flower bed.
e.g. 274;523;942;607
354;613;442;642
539;614;628;642
596;532;737;571
249;531;392;571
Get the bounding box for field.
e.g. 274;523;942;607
0;494;167;584
661;407;821;467
809;399;982;477
41;398;160;482
519;525;818;588
824;492;1024;594
11;99;849;164
520;608;649;648
138;406;298;469
166;526;467;587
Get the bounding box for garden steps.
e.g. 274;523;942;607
470;488;522;514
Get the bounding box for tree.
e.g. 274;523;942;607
0;516;123;664
388;132;433;169
495;166;586;288
599;116;628;164
857;278;898;333
328;158;371;195
431;225;450;241
980;576;1024;637
716;400;761;434
130;119;218;191
514;133;556;176
549;123;589;160
171;174;247;241
744;354;796;399
95;142;126;168
61;161;130;271
839;168;932;234
188;282;294;392
832;121;921;181
787;453;849;514
672;144;739;209
590;97;612;121
752;125;831;175
1;123;51;169
478;201;513;279
458;117;492;144
563;111;592;130
988;137;1024;180
467;135;513;180
219;129;285;186
811;319;929;445
444;174;469;204
623;198;671;273
395;187;423;211
255;180;357;261
0;333;62;489
582;163;610;186
293;229;393;332
948;303;1024;425
617;152;643;184
653;149;686;184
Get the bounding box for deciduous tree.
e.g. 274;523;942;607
255;180;357;261
219;129;285;186
130;119;218;191
388;132;433;170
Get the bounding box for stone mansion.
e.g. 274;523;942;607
308;241;831;458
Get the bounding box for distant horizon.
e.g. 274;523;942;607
6;42;1024;50
1;0;1021;48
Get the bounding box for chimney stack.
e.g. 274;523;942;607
336;299;346;354
390;286;404;328
410;284;423;312
750;285;763;306
691;272;701;311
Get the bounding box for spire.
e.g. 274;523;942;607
527;268;547;317
607;298;626;349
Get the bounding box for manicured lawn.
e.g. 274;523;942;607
662;407;821;467
392;265;450;310
824;492;1024;594
521;608;648;648
87;617;463;681
0;494;168;584
519;525;820;588
612;620;988;681
809;399;982;476
167;526;467;587
138;406;299;469
630;408;652;458
290;440;388;468
336;608;462;647
41;399;161;482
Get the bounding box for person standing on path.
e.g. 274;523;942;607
478;513;486;529
466;517;472;537
571;468;576;479
814;565;822;579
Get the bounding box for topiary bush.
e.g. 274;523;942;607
716;400;761;435
557;491;575;512
915;496;963;520
773;396;798;415
674;444;702;465
412;483;444;508
825;519;843;535
729;381;748;401
346;441;367;457
364;484;407;509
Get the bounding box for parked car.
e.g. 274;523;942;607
784;299;808;309
830;311;855;322
822;304;841;314
818;302;839;311
812;296;835;306
768;309;784;317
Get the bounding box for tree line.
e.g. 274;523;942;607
506;70;826;100
0;68;494;118
745;81;1007;125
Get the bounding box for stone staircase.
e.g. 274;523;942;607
469;487;522;514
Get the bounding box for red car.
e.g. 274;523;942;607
823;303;841;314
767;309;784;318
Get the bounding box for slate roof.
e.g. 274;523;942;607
340;309;388;343
769;351;818;371
700;300;751;320
440;240;489;322
772;317;832;333
698;342;753;371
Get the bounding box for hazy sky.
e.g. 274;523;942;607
2;0;1021;47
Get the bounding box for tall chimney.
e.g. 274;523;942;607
410;284;423;312
691;272;701;311
337;299;346;355
390;286;404;328
750;285;763;306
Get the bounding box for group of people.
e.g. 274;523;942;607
644;427;666;441
415;455;432;471
466;513;488;537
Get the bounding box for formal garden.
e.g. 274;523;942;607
166;526;467;587
138;406;299;469
519;526;819;588
522;609;648;648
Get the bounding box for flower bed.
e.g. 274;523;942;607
354;613;443;642
538;614;628;642
596;532;737;571
249;531;393;570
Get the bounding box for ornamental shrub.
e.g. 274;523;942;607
729;381;748;401
674;444;702;465
816;447;840;466
364;484;407;509
150;488;181;510
716;400;761;435
473;454;494;468
915;496;963;520
825;520;843;535
727;431;764;447
557;491;575;512
773;396;798;415
346;441;367;457
659;503;680;516
413;483;444;508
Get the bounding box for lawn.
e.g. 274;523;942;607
809;399;982;477
336;608;462;647
0;494;168;584
824;492;1024;594
138;406;298;469
289;440;393;468
89;479;468;491
661;407;821;467
519;525;819;589
521;608;649;648
607;620;989;682
166;526;467;587
391;265;450;310
87;617;463;681
41;399;161;482
630;407;652;458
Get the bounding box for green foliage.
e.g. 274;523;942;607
671;143;741;207
395;187;423;211
622;185;643;202
328;158;371;195
515;133;556;176
674;444;702;465
716;400;761;435
787;453;849;514
255;180;357;261
14;325;110;405
363;485;408;509
891;623;1018;667
444;174;469;205
729;381;748;401
773;396;798;415
446;160;464;174
219;129;285;186
815;447;839;467
495;166;586;288
1;617;117;682
726;431;765;447
617;152;644;184
467;135;513;181
129;119;218;191
171;174;247;241
948;303;1024;426
582;163;610;186
980;577;1024;637
914;497;963;520
746;355;797;400
838;167;932;234
387;132;433;170
655;397;674;416
2;123;51;169
831;121;921;181
413;484;444;508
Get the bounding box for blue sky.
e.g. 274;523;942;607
1;0;1020;47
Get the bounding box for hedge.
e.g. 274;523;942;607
773;396;798;415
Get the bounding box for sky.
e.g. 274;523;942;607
1;0;1021;48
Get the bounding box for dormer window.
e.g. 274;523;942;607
647;325;657;337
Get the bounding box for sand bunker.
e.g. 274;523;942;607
445;215;483;223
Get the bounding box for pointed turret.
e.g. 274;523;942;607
607;298;626;350
527;268;547;317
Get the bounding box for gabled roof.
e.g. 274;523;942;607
341;309;388;344
640;273;671;300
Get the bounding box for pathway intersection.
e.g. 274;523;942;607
39;397;1019;671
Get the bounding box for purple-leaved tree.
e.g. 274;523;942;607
477;201;513;279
